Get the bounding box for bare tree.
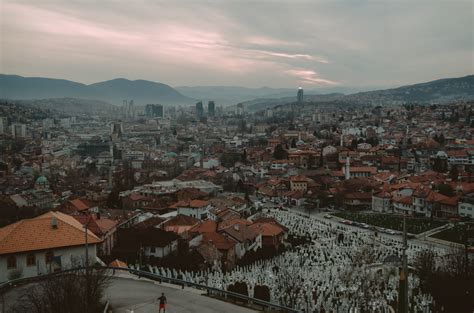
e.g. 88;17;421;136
413;248;436;291
10;268;110;313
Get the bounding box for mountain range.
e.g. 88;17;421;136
1;74;473;108
0;75;193;105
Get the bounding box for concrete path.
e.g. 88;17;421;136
105;277;257;313
416;223;452;239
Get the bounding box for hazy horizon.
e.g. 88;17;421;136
1;0;473;89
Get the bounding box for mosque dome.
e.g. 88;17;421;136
35;175;49;185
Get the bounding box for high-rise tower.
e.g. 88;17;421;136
297;87;304;104
196;101;204;119
208;101;215;117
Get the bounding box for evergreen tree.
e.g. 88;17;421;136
450;166;459;181
241;149;247;164
273;144;288;160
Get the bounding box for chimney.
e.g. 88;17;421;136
234;224;240;231
51;217;58;229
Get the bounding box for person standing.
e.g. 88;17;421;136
158;292;167;313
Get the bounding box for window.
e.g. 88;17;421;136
150;247;156;253
7;256;16;269
27;254;36;266
45;251;54;264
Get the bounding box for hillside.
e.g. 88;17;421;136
0;74;194;105
243;75;474;112
343;75;474;104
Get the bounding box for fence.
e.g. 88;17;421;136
0;265;299;313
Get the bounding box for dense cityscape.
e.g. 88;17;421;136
1;1;473;313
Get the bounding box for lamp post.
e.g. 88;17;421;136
83;213;92;313
398;212;409;313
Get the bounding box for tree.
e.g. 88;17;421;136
273;144;288;160
10;268;110;313
433;157;447;173
351;139;358;149
450;166;459;181
415;247;474;312
434;134;445;145
413;249;436;291
241;149;247;164
254;285;270;302
437;184;455;197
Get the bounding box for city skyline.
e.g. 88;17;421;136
1;0;472;89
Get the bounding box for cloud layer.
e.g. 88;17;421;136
1;1;472;88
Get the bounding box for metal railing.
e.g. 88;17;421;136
0;266;299;313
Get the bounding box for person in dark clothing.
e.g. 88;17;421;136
158;292;167;313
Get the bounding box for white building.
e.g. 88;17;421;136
0;211;101;282
176;200;212;220
372;192;392;213
458;194;474;219
60;118;71;129
10;123;26;138
142;229;180;259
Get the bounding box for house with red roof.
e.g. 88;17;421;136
343;192;372;209
0;211;102;282
372;191;392;213
218;219;262;259
174;199;212;220
63;198;97;214
248;222;286;250
161;214;200;234
73;213;118;256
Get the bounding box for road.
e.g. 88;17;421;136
105;277;257;313
1;277;257;313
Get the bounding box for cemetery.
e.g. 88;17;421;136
136;209;451;312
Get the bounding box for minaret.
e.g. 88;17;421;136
200;144;205;168
345;156;351;180
340;134;343;147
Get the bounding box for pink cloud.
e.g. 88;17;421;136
2;1;337;86
285;69;338;85
243;36;303;47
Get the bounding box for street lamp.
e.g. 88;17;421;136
83;212;93;313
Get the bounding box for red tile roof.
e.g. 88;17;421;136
248;222;284;237
0;211;102;255
202;232;235;250
69;198;90;211
189;219;217;234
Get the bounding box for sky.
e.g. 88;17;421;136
1;0;473;88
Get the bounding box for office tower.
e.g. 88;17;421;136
297;87;304;104
145;104;164;118
11;123;26;138
196;101;204;119
208;101;215;117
